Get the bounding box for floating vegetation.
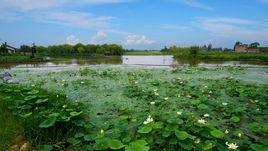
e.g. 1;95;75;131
0;66;267;150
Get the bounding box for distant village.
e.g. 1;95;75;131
0;42;37;58
201;42;263;53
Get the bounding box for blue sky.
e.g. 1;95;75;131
0;0;268;49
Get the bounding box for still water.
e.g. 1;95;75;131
1;55;268;69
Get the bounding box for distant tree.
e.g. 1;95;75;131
0;43;7;54
85;44;97;54
62;44;74;54
160;46;170;53
189;46;201;58
74;43;85;53
20;45;31;55
234;41;242;50
202;45;207;51
31;43;37;58
33;43;124;56
96;47;105;54
77;47;86;54
207;44;212;51
36;46;47;54
249;42;260;48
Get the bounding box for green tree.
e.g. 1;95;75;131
249;42;260;48
189;46;200;58
62;44;74;54
36;46;47;54
96;47;105;54
77;47;86;54
20;45;31;55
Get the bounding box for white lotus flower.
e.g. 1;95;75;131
143;115;154;125
135;81;138;84
226;142;238;150
198;119;206;124
150;102;155;105
176;111;182;115
62;105;67;108
204;114;210;117
222;102;228;106
154;92;159;96
225;129;229;134
204;85;208;88
238;133;242;137
81;81;85;84
164;97;169;100
195;138;200;144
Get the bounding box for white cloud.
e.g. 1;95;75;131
161;25;190;30
125;34;155;45
66;35;80;45
90;31;108;44
0;0;64;11
195;17;257;25
0;0;129;11
176;0;213;10
35;11;114;29
195;17;268;41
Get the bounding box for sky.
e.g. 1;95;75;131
0;0;268;50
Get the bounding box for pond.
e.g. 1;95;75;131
1;55;268;69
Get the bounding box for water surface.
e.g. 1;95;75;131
1;55;268;69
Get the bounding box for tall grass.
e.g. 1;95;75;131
199;52;268;60
0;84;85;150
171;46;201;58
0;96;22;151
172;47;268;61
0;54;44;63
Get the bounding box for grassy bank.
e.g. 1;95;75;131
0;54;44;63
1;66;266;150
0;96;23;151
124;51;170;55
0;84;86;150
173;48;268;61
199;52;268;61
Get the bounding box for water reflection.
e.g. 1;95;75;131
123;56;175;66
1;55;268;69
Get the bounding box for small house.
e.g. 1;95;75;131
234;42;260;53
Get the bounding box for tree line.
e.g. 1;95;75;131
36;43;124;56
1;43;124;56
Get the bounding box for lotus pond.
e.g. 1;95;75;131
1;66;268;151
